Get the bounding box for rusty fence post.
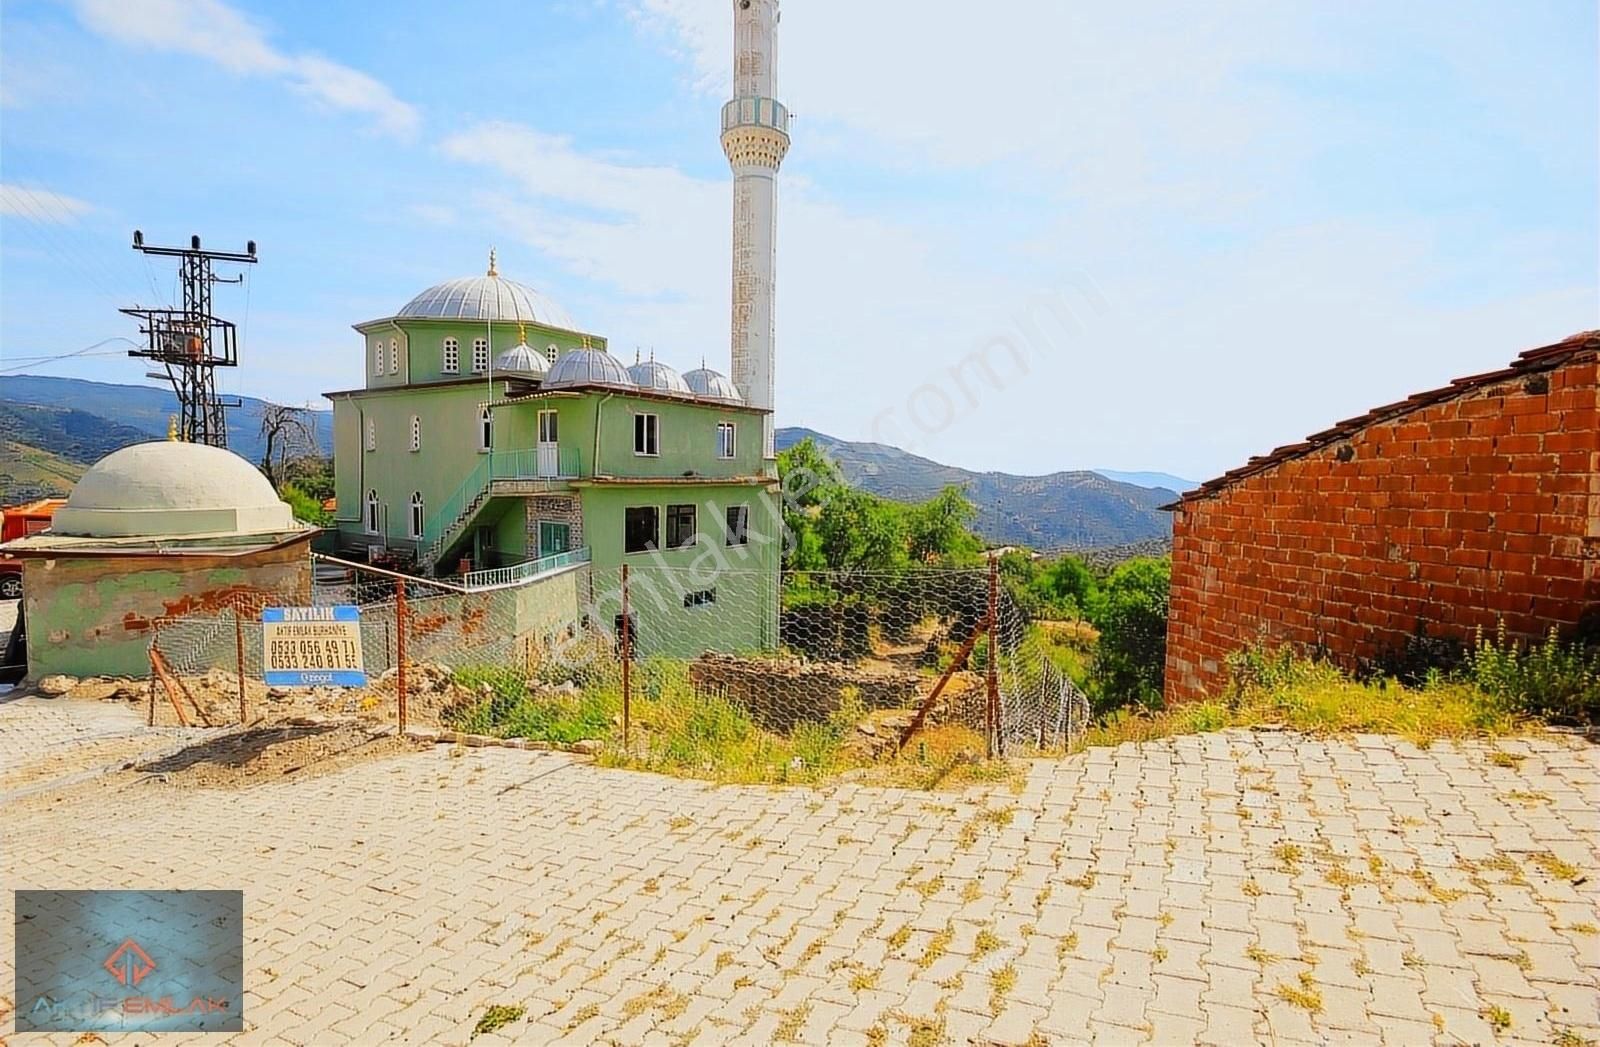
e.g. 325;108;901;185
621;564;631;751
395;576;408;735
986;554;1000;760
234;601;248;726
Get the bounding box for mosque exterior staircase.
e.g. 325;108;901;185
420;446;581;572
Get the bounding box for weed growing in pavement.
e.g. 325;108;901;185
472;1005;524;1038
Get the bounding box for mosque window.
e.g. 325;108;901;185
624;507;659;554
666;504;697;549
365;418;376;451
409;415;421;452
365;490;380;534
478;407;493;452
717;422;736;459
472;338;489;374
389;338;399;375
409;493;424;540
726;505;749;547
442;338;459;374
371;340;383;376
633;413;659;456
545;344;559;365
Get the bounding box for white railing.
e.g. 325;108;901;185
460;547;591;592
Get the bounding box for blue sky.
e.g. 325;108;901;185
1;0;1594;482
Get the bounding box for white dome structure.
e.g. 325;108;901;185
627;359;692;396
683;367;744;403
397;253;576;330
494;342;550;379
544;347;634;390
52;442;299;539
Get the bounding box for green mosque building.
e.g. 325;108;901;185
324;253;783;653
326;0;791;655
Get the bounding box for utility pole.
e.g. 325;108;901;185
122;231;257;447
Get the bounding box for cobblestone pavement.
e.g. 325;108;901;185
0;694;217;800
2;713;1597;1046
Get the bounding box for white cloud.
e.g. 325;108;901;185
71;0;418;139
0;184;94;222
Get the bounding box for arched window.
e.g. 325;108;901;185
409;492;424;539
371;339;383;376
545;343;559;365
472;338;489;374
389;338;400;375
409;415;421;452
365;490;380;534
442;337;459;374
365;418;376;451
478;406;493;452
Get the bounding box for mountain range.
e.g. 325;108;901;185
774;427;1180;550
1;375;1186;548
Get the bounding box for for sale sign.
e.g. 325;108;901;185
261;606;366;687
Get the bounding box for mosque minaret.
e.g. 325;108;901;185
721;0;789;458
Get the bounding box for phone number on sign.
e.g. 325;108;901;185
267;638;359;671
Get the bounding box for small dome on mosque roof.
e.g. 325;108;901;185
627;358;693;396
495;342;550;379
544;347;634;390
683;367;743;403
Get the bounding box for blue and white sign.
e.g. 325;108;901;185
261;606;366;687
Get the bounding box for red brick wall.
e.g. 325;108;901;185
1165;351;1598;703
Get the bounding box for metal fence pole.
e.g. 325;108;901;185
621;563;631;750
986;553;1000;760
395;577;408;734
234;605;247;726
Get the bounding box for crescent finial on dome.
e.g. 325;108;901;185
487;246;498;277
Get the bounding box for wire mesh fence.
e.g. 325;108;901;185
147;554;1091;781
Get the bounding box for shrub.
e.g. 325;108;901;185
1465;625;1599;725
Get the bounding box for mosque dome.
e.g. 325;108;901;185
397;252;576;330
494;342;550;379
52;442;299;539
544;347;635;390
627;359;692;396
683;367;744;403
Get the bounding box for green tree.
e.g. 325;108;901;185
1032;555;1100;618
1088;557;1170;709
280;482;333;527
815;487;908;578
907;485;982;565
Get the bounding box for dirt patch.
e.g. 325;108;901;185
133;723;427;789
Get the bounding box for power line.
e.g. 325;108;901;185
0;336;140;375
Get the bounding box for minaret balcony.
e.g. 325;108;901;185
721;97;790;137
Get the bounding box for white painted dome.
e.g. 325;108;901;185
627;359;692;396
683;367;744;403
494;342;550;379
544;347;634;390
398;275;576;330
53;441;299;538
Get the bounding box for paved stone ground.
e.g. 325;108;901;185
2;700;1597;1046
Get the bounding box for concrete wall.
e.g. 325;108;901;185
1165;351;1598;702
22;539;314;680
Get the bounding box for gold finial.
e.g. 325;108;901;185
487;246;498;277
167;415;179;441
518;322;527;344
635;347;641;364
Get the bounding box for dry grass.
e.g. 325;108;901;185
988;963;1017;1015
974;928;1002;958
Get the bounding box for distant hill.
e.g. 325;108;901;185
1093;468;1197;493
775;427;1175;549
0;401;163;500
1;375;332;465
